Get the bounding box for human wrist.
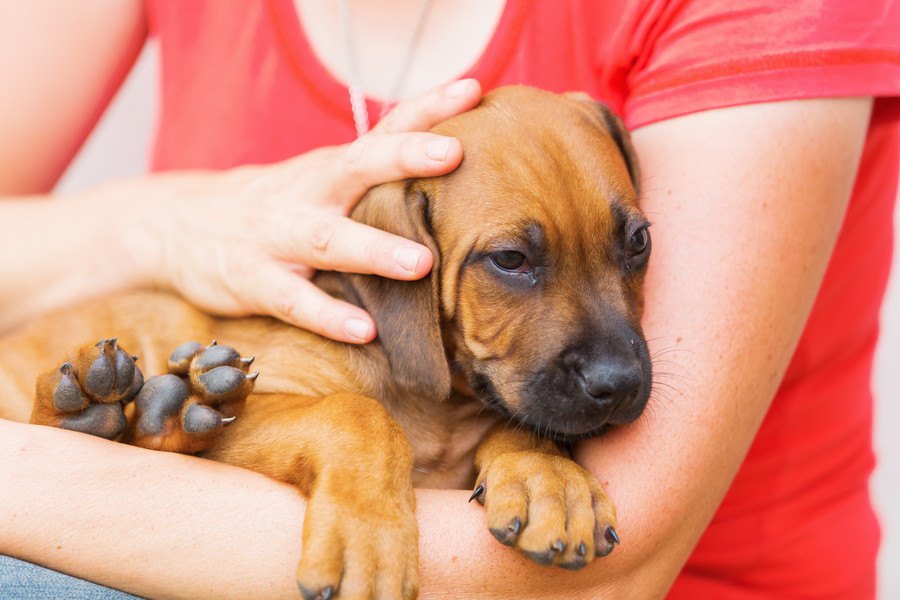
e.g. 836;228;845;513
85;175;175;293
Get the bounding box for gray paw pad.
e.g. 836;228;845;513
124;366;145;403
135;374;190;435
53;363;86;412
112;348;136;396
61;402;126;440
167;341;204;375
85;340;117;399
198;366;247;397
183;404;222;433
194;345;241;371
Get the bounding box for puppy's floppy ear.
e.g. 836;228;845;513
347;181;451;401
565;92;641;193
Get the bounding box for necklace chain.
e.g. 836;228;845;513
338;0;435;137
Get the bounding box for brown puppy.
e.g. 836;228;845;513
0;86;652;599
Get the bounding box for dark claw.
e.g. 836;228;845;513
509;516;522;535
468;483;485;503
605;527;620;546
594;524;618;558
577;542;588;557
489;516;522;546
550;539;565;553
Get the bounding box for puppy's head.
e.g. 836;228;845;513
352;86;651;441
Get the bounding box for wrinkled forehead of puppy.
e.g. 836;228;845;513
423;85;643;307
429;86;639;241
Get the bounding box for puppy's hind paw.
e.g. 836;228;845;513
30;339;143;440
124;340;257;453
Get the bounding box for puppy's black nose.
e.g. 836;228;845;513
577;358;642;407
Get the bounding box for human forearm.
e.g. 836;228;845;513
0;418;304;600
1;419;622;600
0;185;162;330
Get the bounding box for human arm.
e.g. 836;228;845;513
0;97;872;598
0;2;481;341
0;83;475;341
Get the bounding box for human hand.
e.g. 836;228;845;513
139;79;481;343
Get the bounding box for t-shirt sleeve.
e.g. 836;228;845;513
603;0;900;129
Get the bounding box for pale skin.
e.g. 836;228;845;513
0;1;874;598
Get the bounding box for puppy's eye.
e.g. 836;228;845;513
628;226;650;256
625;225;651;272
490;251;529;272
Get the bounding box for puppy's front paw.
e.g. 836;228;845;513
124;340;258;453
296;477;418;600
30;339;143;439
470;452;618;570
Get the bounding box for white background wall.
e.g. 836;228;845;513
57;45;900;595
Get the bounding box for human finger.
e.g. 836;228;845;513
373;78;482;134
274;215;433;280
249;264;378;343
328;131;461;207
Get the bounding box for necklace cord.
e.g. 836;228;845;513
339;0;435;137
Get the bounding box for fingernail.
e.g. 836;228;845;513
345;318;373;341
426;137;452;162
394;247;423;273
447;79;473;99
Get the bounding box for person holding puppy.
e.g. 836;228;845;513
1;1;899;598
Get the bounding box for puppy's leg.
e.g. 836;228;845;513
122;340;257;453
469;424;619;570
206;393;418;600
30;339;143;439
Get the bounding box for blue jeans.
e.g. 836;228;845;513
0;556;143;599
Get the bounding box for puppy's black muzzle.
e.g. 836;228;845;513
517;323;652;439
570;350;641;408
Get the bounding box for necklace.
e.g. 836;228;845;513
338;0;435;137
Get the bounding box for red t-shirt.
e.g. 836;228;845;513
145;1;900;597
